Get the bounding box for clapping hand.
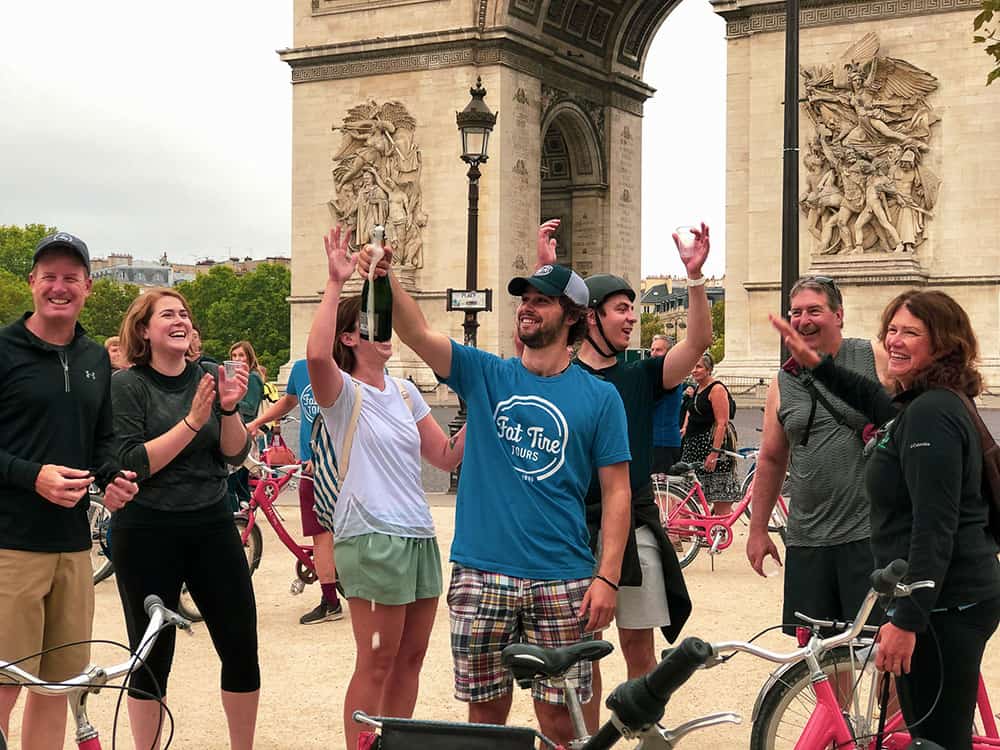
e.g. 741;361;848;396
187;373;217;429
537;219;559;268
769;314;822;370
672;222;710;278
323;225;359;285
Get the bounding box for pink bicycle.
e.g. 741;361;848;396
708;559;998;749
656;448;789;569
0;596;189;749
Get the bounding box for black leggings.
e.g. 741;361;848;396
112;517;261;699
896;595;1000;750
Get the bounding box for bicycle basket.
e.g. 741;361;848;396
370;717;544;750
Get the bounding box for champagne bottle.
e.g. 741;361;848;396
360;225;392;342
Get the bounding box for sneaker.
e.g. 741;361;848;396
299;599;344;625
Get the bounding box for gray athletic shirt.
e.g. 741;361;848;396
777;338;876;547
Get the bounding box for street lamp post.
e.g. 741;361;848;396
448;77;497;492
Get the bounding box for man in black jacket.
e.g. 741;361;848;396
0;233;138;749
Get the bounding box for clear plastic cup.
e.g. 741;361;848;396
762;557;783;578
223;360;241;378
675;225;698;246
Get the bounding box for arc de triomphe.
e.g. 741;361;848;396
281;0;1000;389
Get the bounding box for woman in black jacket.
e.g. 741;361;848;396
773;289;1000;750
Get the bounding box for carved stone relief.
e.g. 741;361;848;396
328;100;426;269
800;33;941;256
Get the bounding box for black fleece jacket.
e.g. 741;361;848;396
0;314;119;552
811;355;1000;631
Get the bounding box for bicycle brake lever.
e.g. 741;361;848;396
895;580;935;597
646;713;741;748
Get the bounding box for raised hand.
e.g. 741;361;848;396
218;364;249;413
769;314;822;369
323;225;358;285
357;241;393;279
537;219;560;268
672;222;710;278
187;372;217;429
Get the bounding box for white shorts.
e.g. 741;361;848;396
599;525;671;630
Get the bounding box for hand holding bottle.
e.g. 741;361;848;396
323;224;358;286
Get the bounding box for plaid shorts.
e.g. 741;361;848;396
448;564;593;705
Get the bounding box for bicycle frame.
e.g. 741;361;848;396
663;477;753;553
0;596;188;750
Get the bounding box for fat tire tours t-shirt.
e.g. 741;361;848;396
285;359;317;462
443;341;631;581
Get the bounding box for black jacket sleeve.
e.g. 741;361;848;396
111;373;152;481
810;354;896;426
892;393;968;630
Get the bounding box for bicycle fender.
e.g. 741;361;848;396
750;663;799;723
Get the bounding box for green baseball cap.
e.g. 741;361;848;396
508;264;589;306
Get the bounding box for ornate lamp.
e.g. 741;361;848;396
456;78;497;165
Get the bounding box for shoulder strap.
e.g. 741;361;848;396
390;376;414;413
796;371;848;448
337;380;365;479
946;388;996;449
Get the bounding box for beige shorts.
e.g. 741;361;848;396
0;549;94;682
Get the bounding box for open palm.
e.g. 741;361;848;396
324;224;357;284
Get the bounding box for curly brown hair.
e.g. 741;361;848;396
878;290;983;397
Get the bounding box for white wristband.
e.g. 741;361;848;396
687;275;707;287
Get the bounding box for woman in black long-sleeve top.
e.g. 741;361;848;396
773;289;1000;750
112;289;258;750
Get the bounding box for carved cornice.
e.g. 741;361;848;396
281;32;650;114
717;0;979;38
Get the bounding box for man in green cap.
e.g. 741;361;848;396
535;218;713;729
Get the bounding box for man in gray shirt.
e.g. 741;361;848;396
747;276;888;635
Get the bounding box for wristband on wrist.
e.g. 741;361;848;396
687;275;707;287
219;405;239;416
594;574;619;592
182;417;199;433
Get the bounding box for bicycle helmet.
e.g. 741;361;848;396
583;274;636;357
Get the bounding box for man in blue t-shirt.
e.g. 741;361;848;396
650;335;684;472
249;359;343;625
359;247;631;746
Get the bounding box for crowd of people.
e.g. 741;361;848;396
0;226;997;750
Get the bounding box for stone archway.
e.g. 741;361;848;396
540;100;607;276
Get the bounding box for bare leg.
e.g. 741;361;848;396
221;689;259;750
342;598;409;750
0;686;20;739
535;699;576;746
21;692;67;750
618;627;656;680
583;641;602;733
312;531;336;585
379;597;437;717
128;697;167;750
468;693;513;725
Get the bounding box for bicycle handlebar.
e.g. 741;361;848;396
0;596;190;695
870;558;908;594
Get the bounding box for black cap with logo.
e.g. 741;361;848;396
33;232;91;274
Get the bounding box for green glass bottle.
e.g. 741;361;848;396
360;225;393;342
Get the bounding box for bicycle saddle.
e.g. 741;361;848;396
667;461;695;475
501;640;614;687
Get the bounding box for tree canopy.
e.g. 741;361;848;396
640;312;665;349
79;279;141;343
976;0;1000;85
176;263;291;379
0;224;56;279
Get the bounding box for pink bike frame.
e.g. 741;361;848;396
243;469;314;571
796;672;1000;749
663;479;787;553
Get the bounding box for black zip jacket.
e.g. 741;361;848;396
0;314;119;552
811;355;1000;631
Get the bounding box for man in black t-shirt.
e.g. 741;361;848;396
535;219;713;729
0;233;138;748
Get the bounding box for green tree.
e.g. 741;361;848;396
0;270;32;325
975;0;1000;84
79;279;141;342
640;312;665;349
709;300;726;364
177;263;291;378
0;224;57;278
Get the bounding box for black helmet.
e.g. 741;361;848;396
585;274;635;309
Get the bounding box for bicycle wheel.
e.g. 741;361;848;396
176;516;263;623
665;491;702;569
750;645;890;750
89;496;115;584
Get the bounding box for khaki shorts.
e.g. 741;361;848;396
335;533;442;606
0;549;94;682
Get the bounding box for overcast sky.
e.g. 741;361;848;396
0;0;726;278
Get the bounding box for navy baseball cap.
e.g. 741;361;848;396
507;264;589;306
33;232;91;274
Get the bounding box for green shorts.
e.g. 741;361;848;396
336;533;443;605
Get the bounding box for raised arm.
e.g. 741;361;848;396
247;393;299;436
660;223;713;389
308;226;357;409
358;244;453;378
